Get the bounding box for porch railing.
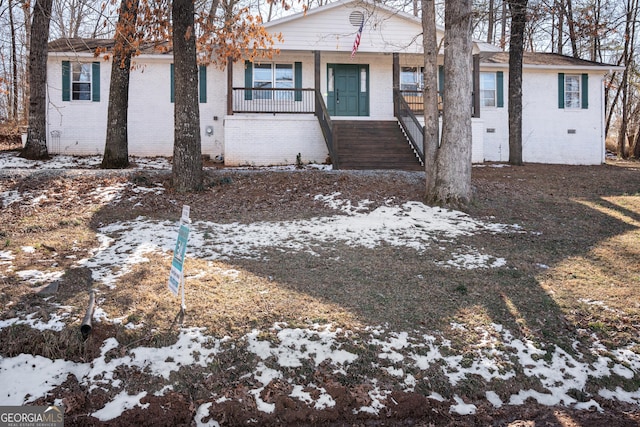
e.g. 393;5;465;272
394;89;424;164
399;89;478;117
398;90;443;115
314;88;336;167
232;88;315;113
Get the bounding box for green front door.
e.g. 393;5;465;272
327;64;369;116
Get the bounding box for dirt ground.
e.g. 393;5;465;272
2;141;640;426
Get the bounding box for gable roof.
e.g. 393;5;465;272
263;0;499;54
264;0;444;33
479;51;622;72
263;0;426;54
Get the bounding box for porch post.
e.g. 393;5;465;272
314;50;321;117
472;54;480;118
227;58;233;115
392;52;399;117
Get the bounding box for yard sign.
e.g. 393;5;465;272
168;206;191;301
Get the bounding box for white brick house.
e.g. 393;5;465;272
46;0;620;167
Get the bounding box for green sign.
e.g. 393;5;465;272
168;223;190;295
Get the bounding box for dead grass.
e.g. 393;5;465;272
1;158;640;424
2;162;640;350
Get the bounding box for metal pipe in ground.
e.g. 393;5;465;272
80;290;95;340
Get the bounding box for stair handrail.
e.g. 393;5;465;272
394;89;424;164
315;89;336;167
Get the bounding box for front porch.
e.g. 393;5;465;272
223;52;483;169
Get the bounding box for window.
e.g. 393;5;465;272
72;63;92;100
558;73;588;109
400;67;422;91
253;63;294;100
61;61;100;102
328;67;334;92
564;74;581;109
480;72;496;107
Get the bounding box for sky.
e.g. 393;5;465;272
0;152;639;424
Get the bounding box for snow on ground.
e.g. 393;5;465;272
0;152;172;170
1;153;639;422
78;192;519;288
1;320;640;420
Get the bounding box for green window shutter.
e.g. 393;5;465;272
581;73;588;109
244;60;253;101
558;73;565;109
496;71;504;108
199;65;207;103
170;64;175;103
438;65;444;95
62;61;70;101
92;62;100;102
294;62;302;101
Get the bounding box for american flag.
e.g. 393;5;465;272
351;21;363;58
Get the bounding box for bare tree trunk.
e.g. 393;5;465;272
591;0;601;61
500;0;508;50
605;70;622;138
556;0;564;54
21;0;31;124
426;0;473;208
422;0;439;196
21;0;53;160
508;0;527;165
102;0;140;169
9;0;19;122
617;0;638;158
487;0;495;44
633;121;640;159
208;0;221;25
172;0;203;192
565;0;578;57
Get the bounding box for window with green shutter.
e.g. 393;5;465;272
478;71;503;108
61;61;100;102
558;73;588;109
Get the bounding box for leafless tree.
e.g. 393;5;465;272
421;0;439;196
21;0;53;160
172;0;203;192
425;0;474;207
508;0;527;165
102;0;140;169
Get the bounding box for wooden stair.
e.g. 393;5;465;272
332;120;423;171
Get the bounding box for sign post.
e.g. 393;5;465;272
168;206;191;314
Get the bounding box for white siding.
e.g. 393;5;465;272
265;3;428;55
46;53;227;159
47;54;110;155
224;115;327;166
480;67;606;165
471;118;485;163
